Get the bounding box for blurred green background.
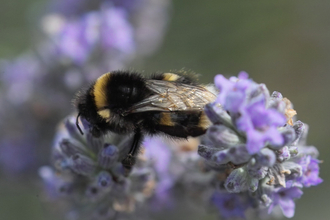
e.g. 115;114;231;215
0;0;328;219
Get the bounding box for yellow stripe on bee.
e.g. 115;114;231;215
160;112;175;126
97;109;111;121
162;73;180;81
93;73;111;110
198;112;212;130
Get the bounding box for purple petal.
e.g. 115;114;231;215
264;126;284;147
282;187;303;200
211;192;247;219
297;156;323;187
247;103;269;128
265;108;286;126
279;199;295;218
245;130;265;154
214;74;233;105
236;113;253;132
143;138;172;174
224;89;245;112
100;7;135;53
238;71;249;79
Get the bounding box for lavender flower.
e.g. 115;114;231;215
198;72;322;219
40;115;207;219
39;115;157;219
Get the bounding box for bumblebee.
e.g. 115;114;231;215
75;70;216;171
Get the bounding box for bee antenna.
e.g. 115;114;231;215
76;113;84;135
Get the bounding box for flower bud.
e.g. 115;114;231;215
261;194;272;207
292;121;305;145
212;150;230;165
289;146;298;157
255;148;276;166
279;125;296;146
276;146;290;162
206;125;240;149
204;103;233;127
69;153;96;176
224;168;248;193
227;144;251;164
198;145;220;160
85;184;101;200
268;91;286;113
248;177;259;192
247;159;268;179
270;91;283;100
60;139;85;157
97;171;113;188
98;144;119;169
297;123;309;145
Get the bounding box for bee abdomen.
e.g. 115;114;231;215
147;111;210;138
152;71;197;85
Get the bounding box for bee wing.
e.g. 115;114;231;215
123;80;217;115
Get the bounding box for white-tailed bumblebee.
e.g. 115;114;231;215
75;70;216;171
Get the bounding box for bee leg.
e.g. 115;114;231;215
121;129;143;175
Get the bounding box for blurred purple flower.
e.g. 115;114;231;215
143;137;174;195
268;184;303;218
0;54;43;105
53;5;134;65
211;192;248;219
100;6;135;53
142;137;201;210
50;0;91;16
142;137;174;209
0;0;171;178
297;155;323;187
0;138;37;175
55;14;98;64
50;0;141;17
